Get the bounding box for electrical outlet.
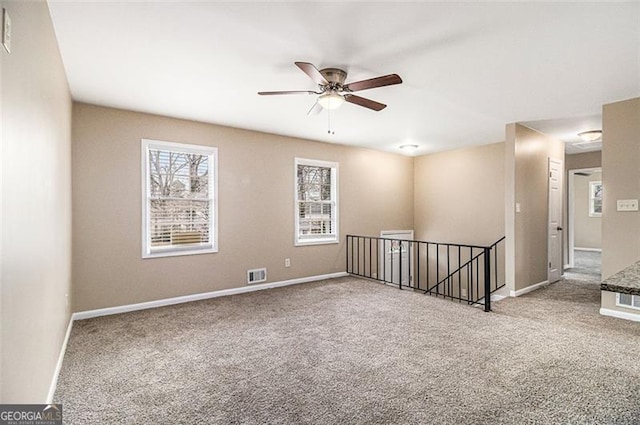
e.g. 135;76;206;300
3;8;11;54
285;258;291;268
617;199;639;212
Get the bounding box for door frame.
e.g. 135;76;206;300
566;167;602;268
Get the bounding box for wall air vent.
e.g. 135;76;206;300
247;268;267;284
617;293;640;310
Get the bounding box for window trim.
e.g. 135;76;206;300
589;180;602;217
141;139;218;258
294;157;339;246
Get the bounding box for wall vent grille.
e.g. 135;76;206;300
247;268;267;284
617;293;640;310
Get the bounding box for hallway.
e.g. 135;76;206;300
565;250;601;284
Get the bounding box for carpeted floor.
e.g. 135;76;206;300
55;272;640;424
564;250;601;283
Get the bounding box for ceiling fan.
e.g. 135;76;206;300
258;62;402;114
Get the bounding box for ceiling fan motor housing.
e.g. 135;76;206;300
320;68;348;86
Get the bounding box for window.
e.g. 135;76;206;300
295;158;338;245
142;139;217;258
617;293;640;310
589;181;603;217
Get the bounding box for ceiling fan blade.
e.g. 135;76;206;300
295;62;329;86
307;101;323;115
258;90;317;96
345;95;387;111
345;74;402;92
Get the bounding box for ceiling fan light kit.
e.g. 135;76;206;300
258;61;402;114
318;93;345;110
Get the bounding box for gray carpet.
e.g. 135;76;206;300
55;274;640;424
565;250;601;283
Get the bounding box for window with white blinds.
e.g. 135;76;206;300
617;293;640;310
142;139;218;258
295;158;339;246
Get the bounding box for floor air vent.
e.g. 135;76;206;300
617;293;640;310
247;268;267;284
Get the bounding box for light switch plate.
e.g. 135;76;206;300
2;8;11;54
617;199;638;212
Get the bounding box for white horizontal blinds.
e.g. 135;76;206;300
297;164;335;238
619;293;640;309
148;149;211;248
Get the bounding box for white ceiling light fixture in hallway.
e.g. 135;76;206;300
577;130;603;142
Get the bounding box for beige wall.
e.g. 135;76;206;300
414;142;505;246
72;103;414;312
506;124;565;292
563;152;602;265
565;151;601;171
1;1;72;402
573;172;601;250
601;97;640;314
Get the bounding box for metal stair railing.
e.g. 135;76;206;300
346;235;506;312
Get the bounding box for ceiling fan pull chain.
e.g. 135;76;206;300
327;108;335;135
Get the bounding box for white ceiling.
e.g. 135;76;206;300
48;1;640;156
521;113;603;154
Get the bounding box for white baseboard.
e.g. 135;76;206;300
46;315;74;403
74;272;348;321
600;307;640;322
575;247;602;252
510;280;549;297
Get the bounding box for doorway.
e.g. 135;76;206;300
566;167;602;282
380;230;413;286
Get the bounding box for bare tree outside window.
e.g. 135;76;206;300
148;150;210;247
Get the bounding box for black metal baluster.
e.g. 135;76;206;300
369;238;372;278
407;241;414;288
436;244;440;296
484;248;491;312
399;239;403;290
494;243;498;290
475;256;479;304
390;239;394;286
416;242;421;290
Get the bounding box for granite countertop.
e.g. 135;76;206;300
600;261;640;296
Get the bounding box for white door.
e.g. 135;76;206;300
380;230;413;286
548;158;563;283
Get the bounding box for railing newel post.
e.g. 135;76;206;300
484;247;491;312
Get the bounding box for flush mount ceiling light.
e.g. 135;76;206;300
577;130;602;142
400;144;419;153
317;93;345;110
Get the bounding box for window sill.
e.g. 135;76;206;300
295;238;340;247
143;246;218;259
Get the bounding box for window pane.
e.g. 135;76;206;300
149;199;210;247
149;150;209;199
